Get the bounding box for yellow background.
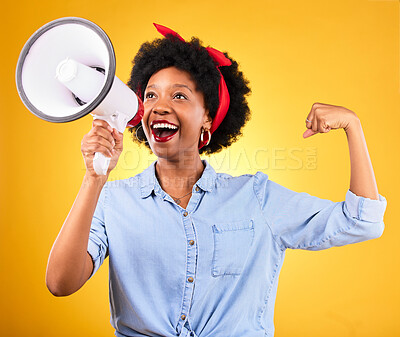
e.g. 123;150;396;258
1;0;399;336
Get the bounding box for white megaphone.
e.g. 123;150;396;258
16;17;144;175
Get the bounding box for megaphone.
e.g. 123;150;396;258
16;17;144;175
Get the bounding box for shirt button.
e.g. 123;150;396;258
189;240;195;246
181;314;186;320
195;186;200;192
188;277;194;283
183;211;188;217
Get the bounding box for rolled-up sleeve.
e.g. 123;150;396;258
254;171;387;251
344;189;387;223
87;182;109;278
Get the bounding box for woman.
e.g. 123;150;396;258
46;24;387;337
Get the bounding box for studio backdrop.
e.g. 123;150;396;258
1;0;399;336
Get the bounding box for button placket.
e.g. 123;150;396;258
176;211;197;335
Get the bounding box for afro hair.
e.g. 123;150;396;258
127;33;251;155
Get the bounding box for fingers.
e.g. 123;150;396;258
81;120;126;177
305;116;330;134
92;120;116;146
112;128;124;151
82;142;113;158
304;103;332;138
82;120;122;159
93;118;112;129
83;135;114;158
304;111;316;138
317;118;331;133
311;118;318;133
303;117;323;138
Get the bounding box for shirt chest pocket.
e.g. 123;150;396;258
211;219;254;277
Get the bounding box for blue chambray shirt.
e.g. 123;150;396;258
87;160;387;337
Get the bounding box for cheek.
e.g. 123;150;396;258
142;104;151;124
181;110;205;137
193;106;208;126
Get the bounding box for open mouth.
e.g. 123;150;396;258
150;120;179;142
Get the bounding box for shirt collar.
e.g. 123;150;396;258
139;159;217;198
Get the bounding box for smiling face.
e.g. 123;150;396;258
141;67;212;160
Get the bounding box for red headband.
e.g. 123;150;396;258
153;23;231;149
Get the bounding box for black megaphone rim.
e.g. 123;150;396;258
15;17;116;123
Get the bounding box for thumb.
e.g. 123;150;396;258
113;129;124;146
303;129;317;138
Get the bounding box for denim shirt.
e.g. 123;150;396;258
88;160;387;337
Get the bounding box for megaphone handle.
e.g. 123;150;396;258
91;113;125;175
93;152;111;176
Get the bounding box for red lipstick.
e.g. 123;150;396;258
150;119;179;143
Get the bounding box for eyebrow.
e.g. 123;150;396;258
172;84;193;93
146;84;193;93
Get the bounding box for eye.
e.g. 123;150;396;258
173;92;187;100
145;92;156;100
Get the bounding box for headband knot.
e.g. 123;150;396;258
153;23;231;149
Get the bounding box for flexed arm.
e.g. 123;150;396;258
252;104;385;251
303;102;379;200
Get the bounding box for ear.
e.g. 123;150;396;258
203;109;212;130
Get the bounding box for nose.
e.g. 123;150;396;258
152;96;172;115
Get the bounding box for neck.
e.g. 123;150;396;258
155;153;205;192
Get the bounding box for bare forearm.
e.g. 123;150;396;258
345;118;379;200
46;174;107;296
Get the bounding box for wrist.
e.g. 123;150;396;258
344;115;361;135
82;173;108;189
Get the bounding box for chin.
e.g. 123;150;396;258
150;141;200;161
149;140;179;160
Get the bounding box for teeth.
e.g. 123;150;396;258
152;123;178;129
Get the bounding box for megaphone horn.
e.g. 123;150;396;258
16;17;144;175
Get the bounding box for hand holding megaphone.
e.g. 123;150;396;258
16;17;143;175
81;119;123;178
